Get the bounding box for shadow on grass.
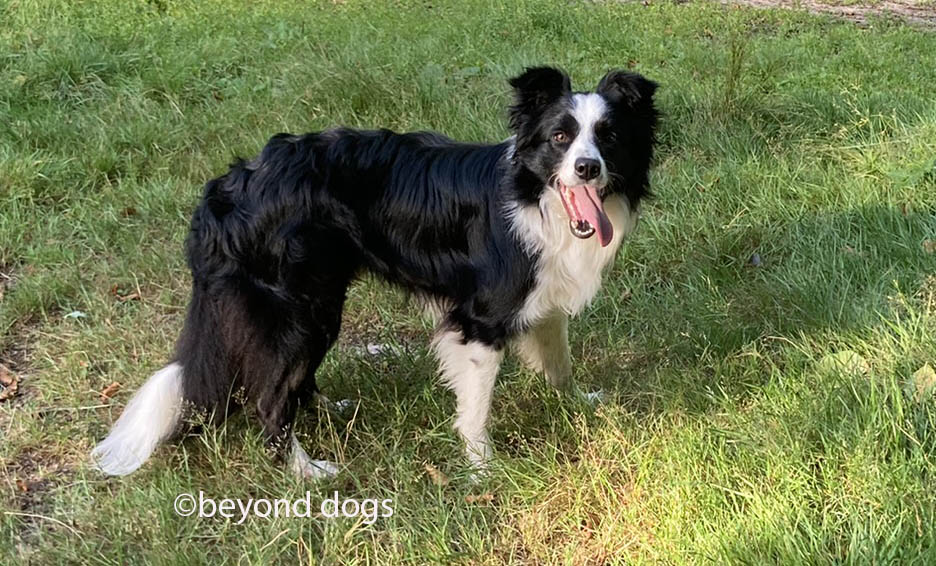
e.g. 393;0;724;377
577;204;935;413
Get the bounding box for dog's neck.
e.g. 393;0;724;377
506;190;638;328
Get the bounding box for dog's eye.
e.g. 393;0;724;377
552;131;569;144
596;125;617;142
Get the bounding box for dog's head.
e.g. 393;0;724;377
508;66;658;247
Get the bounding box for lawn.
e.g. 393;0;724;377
2;0;936;564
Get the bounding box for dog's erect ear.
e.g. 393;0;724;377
509;66;571;106
508;66;571;134
596;70;657;108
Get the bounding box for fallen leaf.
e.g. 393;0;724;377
99;381;122;402
817;350;869;377
424;463;449;486
0;364;18;401
1;364;14;387
911;364;936;402
465;492;493;505
16;479;29;493
923;240;936;254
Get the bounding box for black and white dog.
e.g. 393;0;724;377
91;66;658;478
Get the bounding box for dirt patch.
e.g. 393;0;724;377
0;320;35;408
0;263;38;403
5;446;66;513
2;444;82;559
723;0;936;28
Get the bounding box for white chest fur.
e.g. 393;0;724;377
509;191;638;327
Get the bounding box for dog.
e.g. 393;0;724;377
91;66;658;479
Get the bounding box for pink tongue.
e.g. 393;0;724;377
569;185;613;247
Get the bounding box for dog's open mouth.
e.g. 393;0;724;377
557;181;613;247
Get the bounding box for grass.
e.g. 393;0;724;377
1;0;936;563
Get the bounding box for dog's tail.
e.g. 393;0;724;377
90;362;184;476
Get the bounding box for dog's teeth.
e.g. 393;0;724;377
569;220;595;238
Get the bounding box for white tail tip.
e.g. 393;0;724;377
90;362;183;476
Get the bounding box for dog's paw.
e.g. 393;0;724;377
467;467;490;485
314;393;356;416
355;342;404;358
292;458;340;481
578;388;606;406
288;435;339;481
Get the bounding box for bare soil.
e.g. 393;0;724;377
724;0;936;28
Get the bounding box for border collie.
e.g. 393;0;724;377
91;66;658;479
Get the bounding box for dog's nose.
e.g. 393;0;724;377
574;157;601;181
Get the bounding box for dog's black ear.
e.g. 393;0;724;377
508;66;571;134
596;70;657;107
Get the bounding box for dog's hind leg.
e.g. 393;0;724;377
251;355;341;481
257;291;348;480
177;275;347;480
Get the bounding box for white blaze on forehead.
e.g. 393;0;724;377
570;93;608;156
559;93;609;185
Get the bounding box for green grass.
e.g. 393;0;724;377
2;0;936;563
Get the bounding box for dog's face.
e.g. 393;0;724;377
508;67;657;247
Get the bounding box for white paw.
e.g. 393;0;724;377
331;398;355;414
464;442;492;483
293;458;339;481
288;435;339;481
314;393;355;416
579;388;606;406
467;467;489;485
358;342;403;357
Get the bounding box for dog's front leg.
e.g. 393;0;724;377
433;329;504;471
515;311;573;390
